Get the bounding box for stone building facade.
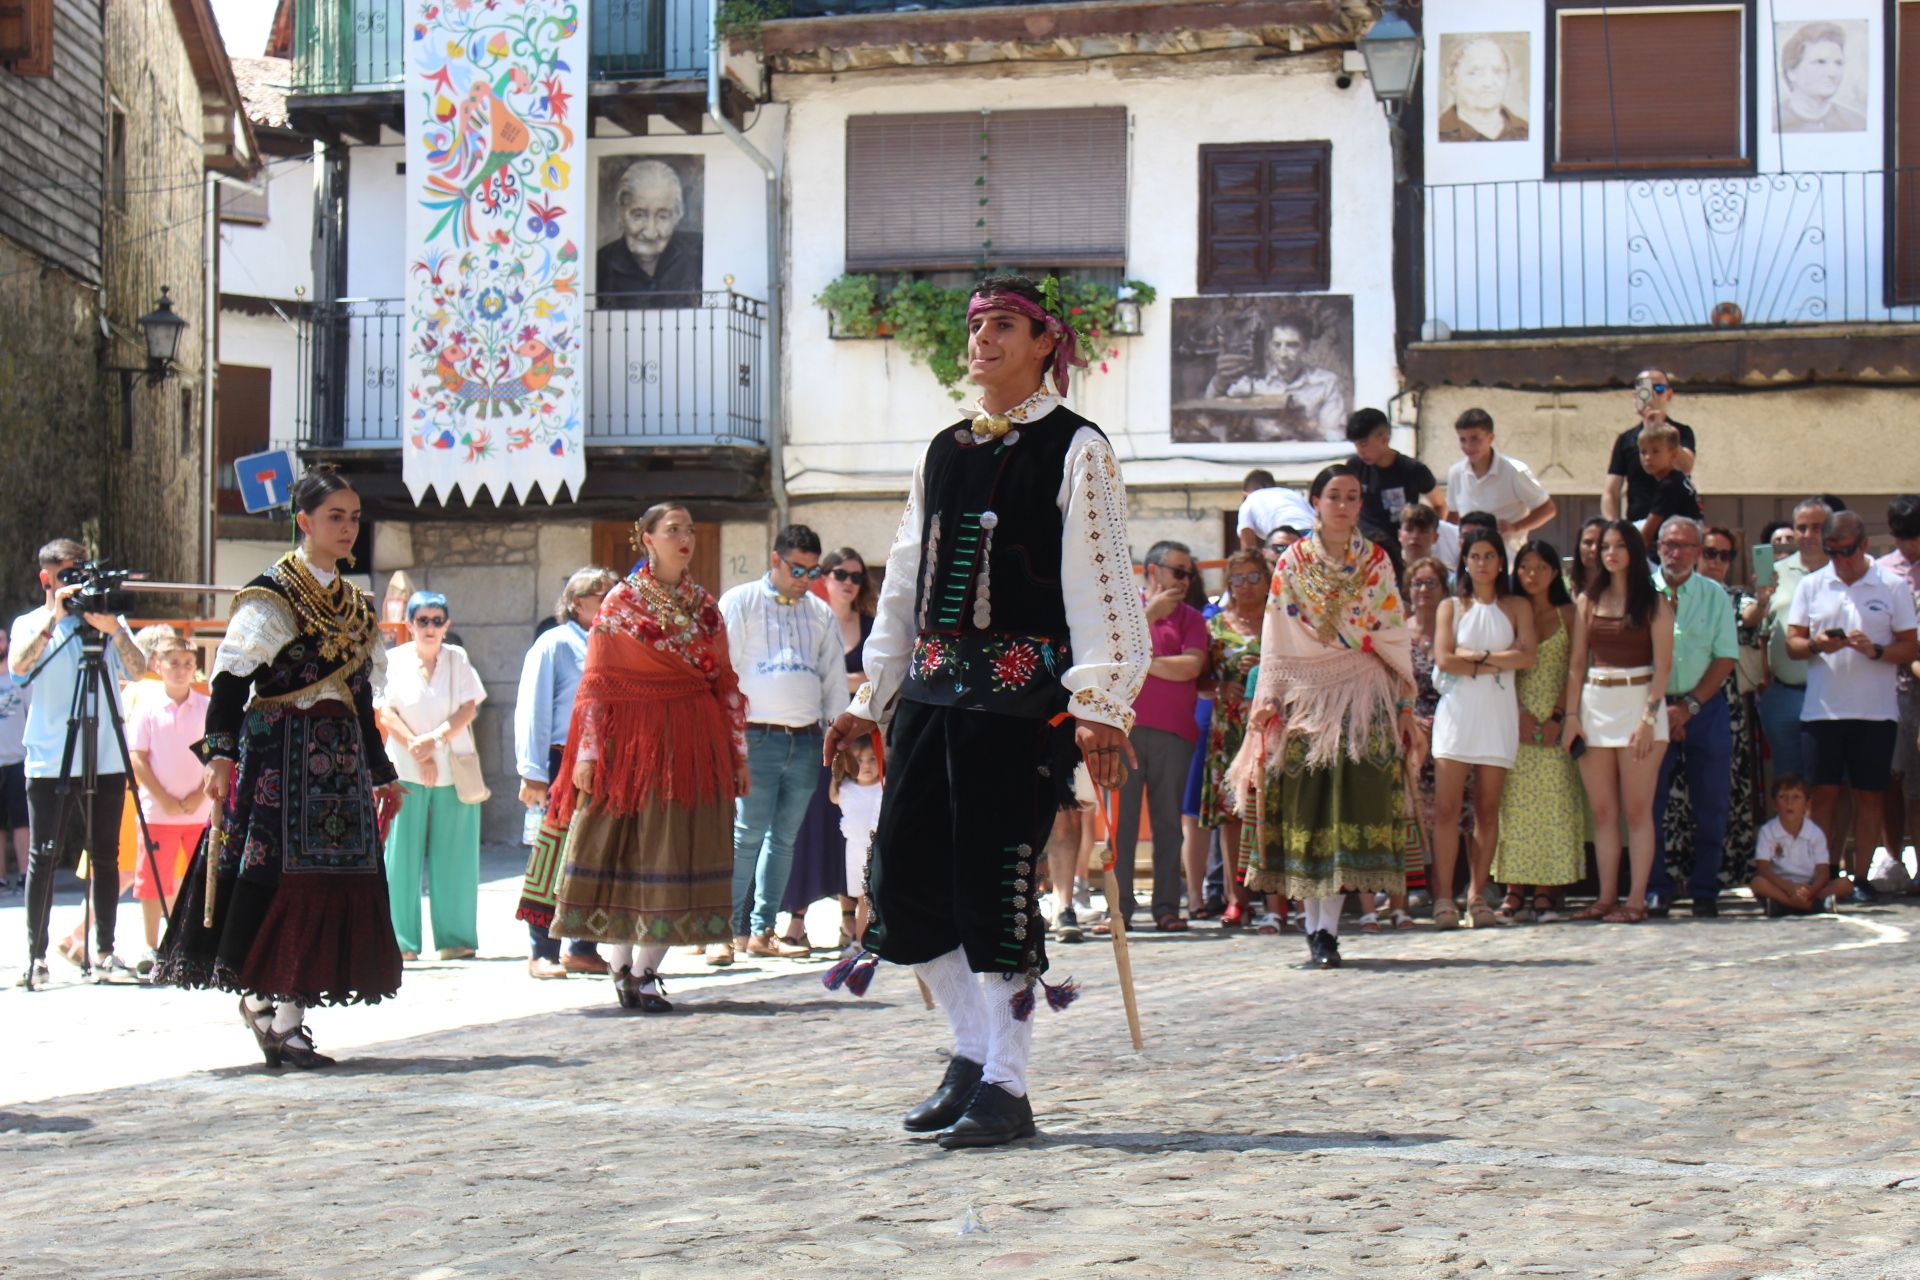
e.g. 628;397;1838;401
0;0;252;611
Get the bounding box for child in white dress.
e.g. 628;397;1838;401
832;735;884;958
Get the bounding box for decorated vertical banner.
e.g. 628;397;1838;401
404;0;588;505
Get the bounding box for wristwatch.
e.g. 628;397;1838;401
1682;694;1702;716
1872;642;1886;660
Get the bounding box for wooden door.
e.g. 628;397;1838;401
591;519;718;590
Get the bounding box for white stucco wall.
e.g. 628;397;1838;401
775;52;1399;499
219;152;318;303
1422;0;1913;330
216;310;303;448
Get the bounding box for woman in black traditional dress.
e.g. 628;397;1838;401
154;469;407;1068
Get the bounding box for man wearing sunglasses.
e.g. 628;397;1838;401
1786;509;1920;903
1602;369;1697;523
718;524;845;961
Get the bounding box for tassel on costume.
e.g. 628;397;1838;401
1041;976;1080;1012
823;950;880;996
1009;981;1037;1022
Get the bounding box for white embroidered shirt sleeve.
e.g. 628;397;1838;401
1056;427;1150;732
848;449;927;724
213;596;295;684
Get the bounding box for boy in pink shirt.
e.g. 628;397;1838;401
125;635;211;968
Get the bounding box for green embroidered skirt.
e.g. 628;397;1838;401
1245;718;1407;900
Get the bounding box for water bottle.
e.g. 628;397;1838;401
523;803;545;846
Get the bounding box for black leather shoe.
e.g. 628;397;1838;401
903;1055;984;1132
937;1082;1037;1149
1690;899;1719;918
1850;883;1880;905
1319;932;1343;968
635;969;673;1013
611;967;640;1010
1302;930;1324;969
1645;893;1670;918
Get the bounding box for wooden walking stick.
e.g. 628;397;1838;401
1096;782;1145;1052
916;976;936;1010
202;824;224;928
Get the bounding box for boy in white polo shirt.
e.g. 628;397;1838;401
1748;775;1848;916
1444;408;1557;558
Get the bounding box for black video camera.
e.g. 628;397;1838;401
57;561;137;618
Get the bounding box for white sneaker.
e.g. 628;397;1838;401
92;953;138;983
137;948;159;977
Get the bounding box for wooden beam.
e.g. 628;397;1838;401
596;95;651;137
760;0;1348;54
656;97;706;136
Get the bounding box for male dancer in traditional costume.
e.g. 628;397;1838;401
823;275;1150;1149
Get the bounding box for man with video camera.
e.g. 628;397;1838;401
8;538;149;988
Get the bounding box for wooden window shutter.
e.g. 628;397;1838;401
0;0;54;77
845;108;1127;271
1895;0;1920;302
1555;8;1747;171
1198;142;1331;294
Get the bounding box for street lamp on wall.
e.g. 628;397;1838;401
1358;4;1422;183
106;286;189;385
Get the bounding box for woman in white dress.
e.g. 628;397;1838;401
1430;527;1536;928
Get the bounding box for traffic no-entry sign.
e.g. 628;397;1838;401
233;448;298;514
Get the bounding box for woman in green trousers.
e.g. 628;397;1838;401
377;591;488;959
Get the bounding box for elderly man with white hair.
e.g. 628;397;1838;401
1787;508;1920;903
1647;516;1739;917
597;158;702;301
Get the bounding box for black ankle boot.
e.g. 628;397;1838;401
903;1055;984;1132
1318;932;1342;969
1302;929;1325;969
937;1082;1037;1150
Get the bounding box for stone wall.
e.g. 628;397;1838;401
98;0;213;587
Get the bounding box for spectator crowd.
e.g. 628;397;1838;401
9;368;1920;988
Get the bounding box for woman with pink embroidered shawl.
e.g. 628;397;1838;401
1233;463;1421;969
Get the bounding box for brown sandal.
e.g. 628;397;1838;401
1602;902;1648;924
1570;901;1619;921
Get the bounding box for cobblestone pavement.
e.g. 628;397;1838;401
3;867;1919;1280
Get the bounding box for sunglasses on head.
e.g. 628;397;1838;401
780;558;825;580
828;568;866;585
412;614;448;627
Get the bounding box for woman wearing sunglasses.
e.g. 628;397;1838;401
779;547;878;954
375;591;488;961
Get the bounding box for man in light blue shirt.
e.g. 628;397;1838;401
7;539;149;985
513;567;617;979
1649;517;1739;916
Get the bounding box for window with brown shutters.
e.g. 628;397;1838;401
1895;0;1920;303
0;0;54;77
845;108;1127;272
1197;142;1330;294
1550;4;1750;173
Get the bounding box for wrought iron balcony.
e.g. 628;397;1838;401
290;0;712;95
1423;169;1920;336
296;291;767;451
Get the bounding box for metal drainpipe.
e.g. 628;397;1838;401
708;0;788;527
202;170;220;600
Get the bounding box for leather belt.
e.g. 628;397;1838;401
1772;680;1806;690
1586;672;1653;688
749;722;820;734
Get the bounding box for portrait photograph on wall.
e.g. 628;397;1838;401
595;154;706;306
1774;20;1868;134
1437;32;1530;142
1170;295;1354;444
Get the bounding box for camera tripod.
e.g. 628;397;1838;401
20;622;172;990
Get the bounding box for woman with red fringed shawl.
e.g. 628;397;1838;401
535;502;747;1012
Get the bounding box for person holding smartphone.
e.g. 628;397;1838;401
1785;509;1920;903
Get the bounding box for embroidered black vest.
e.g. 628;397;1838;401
203;573;380;755
901;406;1103;717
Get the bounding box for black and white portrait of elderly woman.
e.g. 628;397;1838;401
596;156;705;306
1775;21;1867;134
1437;32;1530;143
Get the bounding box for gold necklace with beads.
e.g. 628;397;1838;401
630;566;701;641
272;550;377;663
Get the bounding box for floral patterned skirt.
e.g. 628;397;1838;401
154;701;402;1007
1246;716;1408;900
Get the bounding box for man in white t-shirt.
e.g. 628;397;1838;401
1785;509;1920;902
1235;469;1316;550
1443;408;1556;557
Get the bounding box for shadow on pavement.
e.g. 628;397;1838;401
1343;956;1593;971
204;1053;584;1079
568;997;895;1018
1029;1128;1452;1155
0;1111;93;1135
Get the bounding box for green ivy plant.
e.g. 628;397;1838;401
814;274;1157;401
716;0;791;46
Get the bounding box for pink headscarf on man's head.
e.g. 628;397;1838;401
965;288;1090;397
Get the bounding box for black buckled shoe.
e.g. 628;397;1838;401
635;969;673;1014
937;1082;1037;1150
903;1055;984;1132
1318;932;1343;969
263;1024;335;1070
